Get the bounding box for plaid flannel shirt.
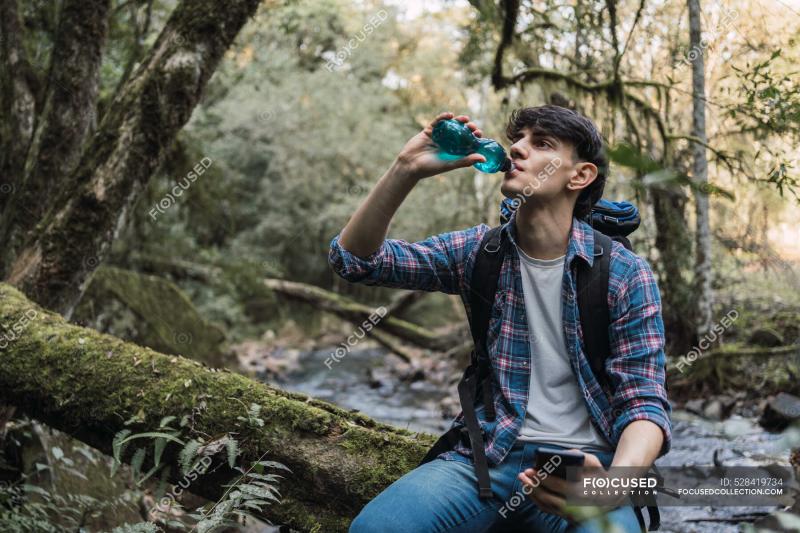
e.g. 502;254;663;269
327;211;672;467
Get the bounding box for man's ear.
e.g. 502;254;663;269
566;162;598;192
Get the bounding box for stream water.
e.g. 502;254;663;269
273;345;796;532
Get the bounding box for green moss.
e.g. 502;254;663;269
670;341;800;398
0;283;437;531
74;266;231;367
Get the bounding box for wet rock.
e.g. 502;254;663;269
718;394;737;416
748;327;785;347
704;399;724;420
399;366;426;383
366;367;394;392
759;393;800;432
685;398;705;415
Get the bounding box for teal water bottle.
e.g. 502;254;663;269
432;119;512;173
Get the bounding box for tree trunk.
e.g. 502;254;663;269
0;0;111;274
2;0;262;319
0;283;434;532
0;0;37;215
687;0;713;338
651;186;697;355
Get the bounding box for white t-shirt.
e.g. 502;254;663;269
514;245;612;453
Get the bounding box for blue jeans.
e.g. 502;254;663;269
350;441;644;533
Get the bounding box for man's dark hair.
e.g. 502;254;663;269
505;105;608;220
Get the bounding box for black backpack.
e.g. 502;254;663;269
419;199;661;531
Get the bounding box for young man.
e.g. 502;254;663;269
328;105;671;532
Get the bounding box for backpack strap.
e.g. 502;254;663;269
576;231;662;531
576;229;613;393
457;365;493;498
417;225;508;499
459;225;508;499
467;225;508;422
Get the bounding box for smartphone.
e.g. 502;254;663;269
533;446;585;479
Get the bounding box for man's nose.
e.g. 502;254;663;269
510;142;526;160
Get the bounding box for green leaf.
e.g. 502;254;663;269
225;438;239;469
607;143;661;173
22;484;51;498
256;460;291;472
131;448;146;478
242;499;270;510
246;473;282;483
51;446;64;461
179;439;202;475
118;432;185;447
154;437;167;467
159;415;177;428
112;429;132;476
155;465;171;499
237;483;279;501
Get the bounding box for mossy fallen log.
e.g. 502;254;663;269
667;342;800;399
0;283;435;531
264;278;462;351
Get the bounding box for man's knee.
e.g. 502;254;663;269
348;459;482;532
349;505;382;533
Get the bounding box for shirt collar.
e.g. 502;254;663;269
500;209;595;267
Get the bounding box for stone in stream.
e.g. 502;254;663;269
702;396;736;421
685;398;705;415
684;396;737;421
759;392;800;432
704;399;724;420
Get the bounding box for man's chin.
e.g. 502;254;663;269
500;177;531;198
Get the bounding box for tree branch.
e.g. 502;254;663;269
490;0;520;89
264;278;462;352
4;0;263;318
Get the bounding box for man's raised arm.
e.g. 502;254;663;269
329;112;489;293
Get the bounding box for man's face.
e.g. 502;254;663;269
500;126;577;204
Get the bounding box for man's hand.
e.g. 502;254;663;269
517;449;627;521
394;111;487;181
336;111;486;259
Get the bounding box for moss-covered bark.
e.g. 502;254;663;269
651;186;696;355
0;283;435;531
73;265;232;368
0;0;111;271
0;0;36;217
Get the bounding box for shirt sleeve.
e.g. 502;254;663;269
606;254;672;456
327;224;487;295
